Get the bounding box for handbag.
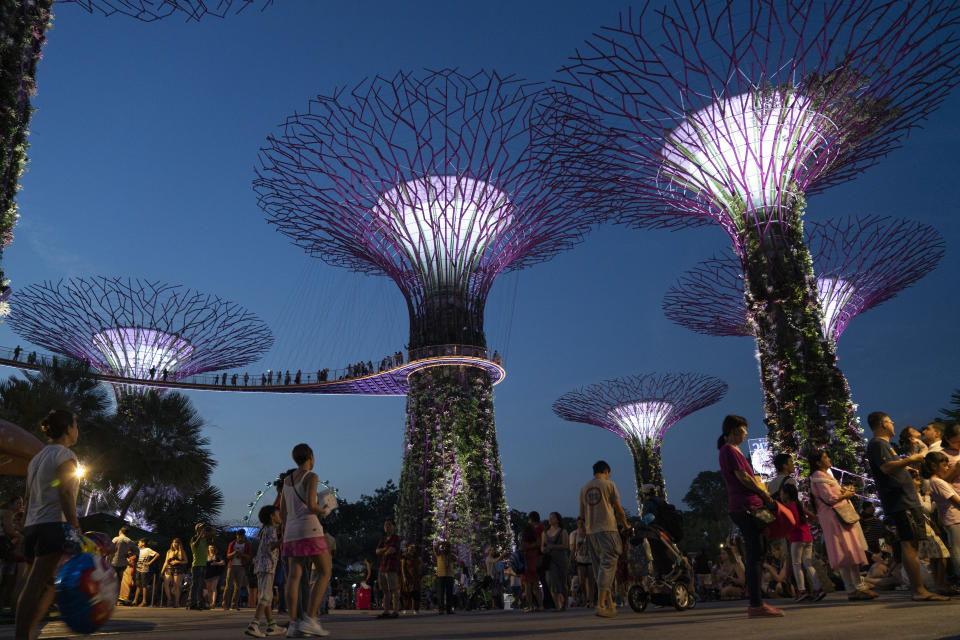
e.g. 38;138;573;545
810;473;860;524
832;499;860;525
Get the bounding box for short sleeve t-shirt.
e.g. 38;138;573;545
579;477;621;534
136;547;157;573
24;444;78;527
254;526;279;574
867;438;919;514
190;538;209;567
941;448;960;494
928;477;960;526
228;540;251;566
718;444;763;513
111;535;136;568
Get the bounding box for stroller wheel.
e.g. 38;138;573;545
672;582;691;611
627;585;648;612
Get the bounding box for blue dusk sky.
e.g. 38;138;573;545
2;1;958;523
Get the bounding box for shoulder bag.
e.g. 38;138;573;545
811;474;860;525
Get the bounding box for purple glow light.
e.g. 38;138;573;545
91;328;193;380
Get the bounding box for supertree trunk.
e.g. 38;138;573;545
627;437;665;507
0;0;51;271
742;195;864;473
396;365;512;580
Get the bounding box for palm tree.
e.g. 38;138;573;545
144;483;225;542
108;391;216;520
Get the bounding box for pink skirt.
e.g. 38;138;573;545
282;536;328;558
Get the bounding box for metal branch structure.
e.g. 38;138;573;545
7;277;273;397
665;216;946;345
60;0;272;21
548;0;960;471
254;68;600;573
553;372;727;503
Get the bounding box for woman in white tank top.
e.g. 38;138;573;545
280;443;332;638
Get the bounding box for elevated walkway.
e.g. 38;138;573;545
0;344;505;396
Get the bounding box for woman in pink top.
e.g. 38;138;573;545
807;450;875;601
280;443;332;638
716;414;782;618
780;483;823;601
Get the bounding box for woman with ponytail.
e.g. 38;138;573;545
716;415;783;618
15;409;80;640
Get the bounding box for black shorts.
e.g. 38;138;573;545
22;522;66;560
890;508;927;543
135;572;150;588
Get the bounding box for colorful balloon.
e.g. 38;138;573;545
55;552;117;634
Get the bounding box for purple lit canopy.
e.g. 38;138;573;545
664;216;946;345
550;0;960;251
7;277;273;385
254;68;601;348
553;372;727;498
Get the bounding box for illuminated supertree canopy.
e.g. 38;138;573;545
546;0;960;471
255;68;600;573
7;277;273;395
553;372;727;502
664;216;946;345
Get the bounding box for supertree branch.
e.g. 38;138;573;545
549;0;960;246
553;372;727;501
665;216;945;345
255;69;601;350
7;277;273;384
60;0;273;21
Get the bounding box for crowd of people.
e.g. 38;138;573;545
717;412;960;618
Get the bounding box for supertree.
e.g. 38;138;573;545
0;0;272;301
7;276;273;397
553;373;727;504
664;216;945;346
254;69;600;570
546;0;960;471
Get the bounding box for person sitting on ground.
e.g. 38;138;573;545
866;411;949;602
762;545;792;599
713;546;745;600
862;551;895;590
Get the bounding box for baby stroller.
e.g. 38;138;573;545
626;516;696;612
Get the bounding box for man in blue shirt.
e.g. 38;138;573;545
866;411;948;601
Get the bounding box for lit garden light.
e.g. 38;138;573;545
7;277;272;398
255;69;601;572
664;216;945;347
553;373;727;503
545;0;960;471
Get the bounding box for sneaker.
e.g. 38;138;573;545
595;605;617;618
265;622;285;635
848;591;877;601
390;612;400;618
813;589;826;602
376;612;392;619
794;590;808;602
747;603;784;618
297;616;330;638
285;620;303;638
245;622;267;638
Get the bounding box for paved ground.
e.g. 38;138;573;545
3;594;960;640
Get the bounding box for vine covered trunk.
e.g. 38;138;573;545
0;0;52;272
396;365;512;579
627;437;665;508
741;197;864;472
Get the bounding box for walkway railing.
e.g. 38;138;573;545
0;343;505;396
